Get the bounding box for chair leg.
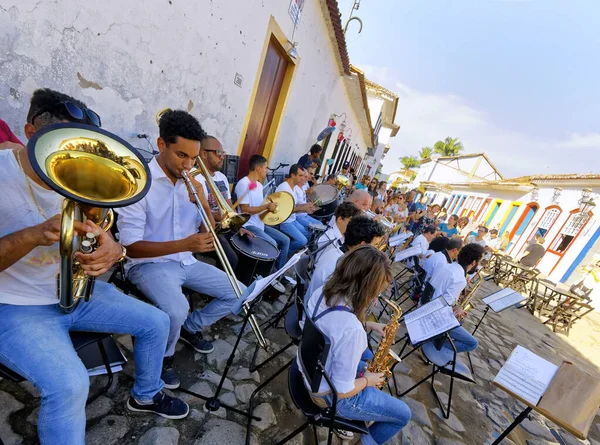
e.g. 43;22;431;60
272;421;309;445
86;338;114;406
249;340;295;373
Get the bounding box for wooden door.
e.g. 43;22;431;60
238;39;288;178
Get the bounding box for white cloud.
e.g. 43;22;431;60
361;65;599;178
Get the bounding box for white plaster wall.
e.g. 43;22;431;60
0;0;368;168
366;94;383;125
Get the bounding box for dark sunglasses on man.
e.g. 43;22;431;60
30;101;102;127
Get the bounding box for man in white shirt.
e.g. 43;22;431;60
234;155;290;270
118;110;246;389
275;164;317;254
423;237;463;282
316;201;361;255
404;225;437;269
467;226;488;249
294;167;321;230
195;135;255;269
426;243;485;355
0;89;189;444
306;215;386;302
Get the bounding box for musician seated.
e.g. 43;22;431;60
422;237;463;282
117;110;246;389
195;134;256;270
294;166;321;230
0;89;189;444
371;198;385;215
275;164;318;254
234;155;291;270
316;201;361;253
347;188;373;212
425;243;485;355
404;225;437;269
306;215;386;301
303;246;411;444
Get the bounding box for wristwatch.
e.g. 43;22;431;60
118;244;127;262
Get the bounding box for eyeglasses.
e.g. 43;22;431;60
30;101;102;127
203;148;226;157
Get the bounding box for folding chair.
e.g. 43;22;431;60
544;299;594;336
272;314;368;445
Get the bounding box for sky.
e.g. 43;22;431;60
336;0;600;178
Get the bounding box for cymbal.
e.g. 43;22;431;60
260;191;295;226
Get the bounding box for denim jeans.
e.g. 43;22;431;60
444;326;478;353
0;281;169;445
358;348;374;376
245;225;290;270
322;387;410;445
280;220;309;254
128;260;244;357
296;214;321;229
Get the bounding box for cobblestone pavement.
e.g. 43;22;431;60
1;266;600;445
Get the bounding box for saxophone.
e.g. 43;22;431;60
367;297;403;389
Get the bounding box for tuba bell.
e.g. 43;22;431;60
28;123;151;312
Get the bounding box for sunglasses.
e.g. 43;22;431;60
31;101;102;127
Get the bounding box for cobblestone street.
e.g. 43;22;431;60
1;268;600;445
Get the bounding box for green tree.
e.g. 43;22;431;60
419;146;432;160
433;137;464;157
400;155;419;175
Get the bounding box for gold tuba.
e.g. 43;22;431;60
28;123;150;312
367;297;403;388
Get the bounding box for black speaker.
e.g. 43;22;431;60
220;154;240;184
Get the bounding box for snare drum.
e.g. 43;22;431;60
309;184;339;220
231;234;280;285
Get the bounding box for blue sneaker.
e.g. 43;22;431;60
161;356;180;390
127;391;189;419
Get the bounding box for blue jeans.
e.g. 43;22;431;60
0;281;169;445
280;220;309;254
245;225;290;270
296;214;321;228
358;348;374;376
322;387;411;445
128;261;244;357
444;326;478;353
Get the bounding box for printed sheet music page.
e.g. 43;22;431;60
482;288;527;312
493;345;559;406
405;298;459;344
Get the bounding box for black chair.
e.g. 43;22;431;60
0;332;116;406
273;311;368;445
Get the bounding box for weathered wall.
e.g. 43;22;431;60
0;0;368;167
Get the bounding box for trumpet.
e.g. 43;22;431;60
456;270;484;322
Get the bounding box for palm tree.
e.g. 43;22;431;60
433;137;464;157
419;146;432;160
400;155;419;176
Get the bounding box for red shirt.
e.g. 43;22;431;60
0;119;23;145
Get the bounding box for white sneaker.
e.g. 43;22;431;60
271;281;286;294
334;429;354;440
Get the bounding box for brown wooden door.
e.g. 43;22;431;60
238;39;288;178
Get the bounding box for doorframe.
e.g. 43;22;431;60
236;16;298;163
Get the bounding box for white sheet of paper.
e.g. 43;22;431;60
493;345;559;406
394;245;423;263
389;232;412;247
243;249;305;306
483;288;527;312
405;298;459;344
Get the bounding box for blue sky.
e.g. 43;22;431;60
337;0;600;177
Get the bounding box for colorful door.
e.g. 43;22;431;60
238;39;289;178
485;200;503;226
507;203;538;251
498;204;520;236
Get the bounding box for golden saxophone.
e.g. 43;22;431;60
367;297;403;389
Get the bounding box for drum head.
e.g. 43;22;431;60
231;233;279;260
309;184;338;205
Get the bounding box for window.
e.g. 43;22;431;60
535;208;561;238
550;212;590;253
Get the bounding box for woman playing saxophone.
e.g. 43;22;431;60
304;245;411;445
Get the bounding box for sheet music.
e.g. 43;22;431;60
494;345;559;406
242;249;305;306
389;232;412;247
405;298;459;344
394;245;422;263
482;288;527;312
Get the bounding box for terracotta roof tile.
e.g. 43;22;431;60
325;0;351;75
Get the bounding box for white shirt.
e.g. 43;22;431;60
316;215;343;255
467;235;487;249
275;180;297;223
429;261;466;306
0;150;62;305
423;251;451;282
196;170;231;212
234;176;265;231
412;234;430;255
300;286;367;394
294;184;308;217
305;242;344;302
117;157;202;273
